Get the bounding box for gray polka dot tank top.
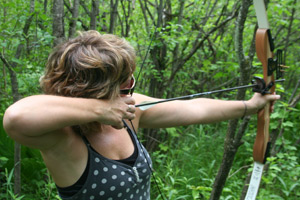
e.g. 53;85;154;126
59;124;152;200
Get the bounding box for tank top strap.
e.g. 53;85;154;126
122;120;136;137
81;135;91;146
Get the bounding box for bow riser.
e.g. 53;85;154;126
253;29;274;164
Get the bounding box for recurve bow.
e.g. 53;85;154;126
245;0;285;199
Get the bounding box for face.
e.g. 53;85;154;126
120;75;135;96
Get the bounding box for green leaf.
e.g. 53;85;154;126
0;157;9;168
166;127;180;137
11;58;23;65
158;143;169;152
283;121;293;127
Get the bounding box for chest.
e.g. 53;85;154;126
86;127;136;160
66;135;152;200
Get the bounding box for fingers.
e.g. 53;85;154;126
125;104;136;120
121;96;136;120
247;92;281;115
126;104;136;115
267;93;281;101
109;96;136;129
268;93;280;113
95;96;137;129
122;95;136;106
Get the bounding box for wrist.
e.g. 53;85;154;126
244;100;259;115
242;101;247;118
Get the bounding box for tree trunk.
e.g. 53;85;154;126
0;0;35;195
210;0;253;199
53;0;65;46
14;0;35;195
6;62;22;196
2;0;7;90
138;0;149;33
68;0;79;38
120;0;132;37
148;0;166;98
99;0;108;32
290;90;300;107
109;0;119;34
90;0;99;30
25;0;35;55
283;0;297;63
44;0;48;13
66;0;89;31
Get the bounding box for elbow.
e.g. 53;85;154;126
3;106;24;139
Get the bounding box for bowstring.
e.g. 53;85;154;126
129;25;166;200
135;26;157;89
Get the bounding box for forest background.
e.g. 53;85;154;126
0;0;299;199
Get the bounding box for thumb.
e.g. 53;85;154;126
267;93;280;101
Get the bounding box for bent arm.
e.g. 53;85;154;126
4;95;101;136
3;95;135;148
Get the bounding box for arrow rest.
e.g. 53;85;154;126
252;76;274;95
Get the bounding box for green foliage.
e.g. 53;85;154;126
0;119;59;199
1;0;300;199
0;167;59;200
257;140;300;199
151;115;300;199
151;124;226;199
1;168;25;200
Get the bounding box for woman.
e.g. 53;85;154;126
3;31;280;200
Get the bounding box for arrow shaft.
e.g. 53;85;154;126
135;79;284;108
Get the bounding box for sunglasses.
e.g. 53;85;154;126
120;75;136;95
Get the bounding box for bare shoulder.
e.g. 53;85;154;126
132;93;161;104
132;93;170;128
39;127;88;187
40;127;86;162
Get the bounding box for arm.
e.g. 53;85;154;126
136;93;280;128
3;95;135;149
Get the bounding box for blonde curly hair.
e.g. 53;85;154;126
40;30;136;100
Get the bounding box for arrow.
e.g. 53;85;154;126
136;79;284;110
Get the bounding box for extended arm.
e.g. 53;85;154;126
136;93;280;128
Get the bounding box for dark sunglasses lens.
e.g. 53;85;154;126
120;76;135;94
120;89;130;95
